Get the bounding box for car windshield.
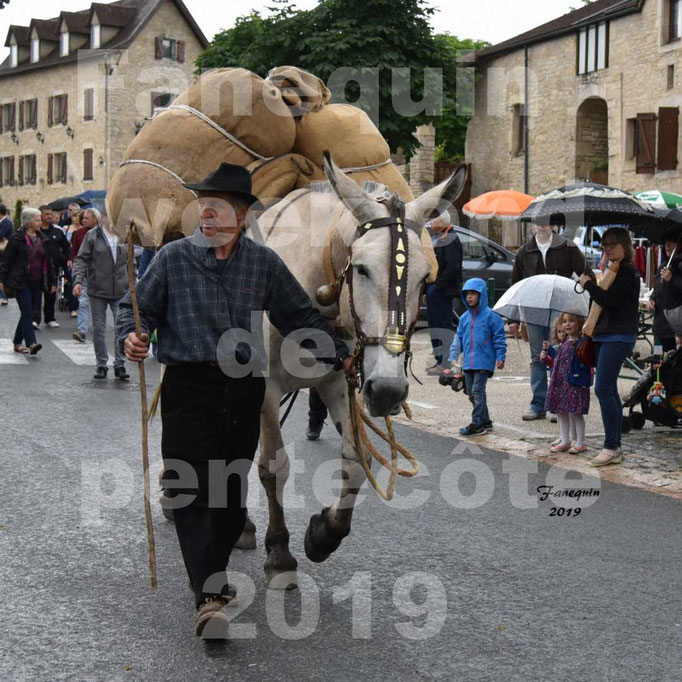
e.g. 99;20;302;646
457;231;488;259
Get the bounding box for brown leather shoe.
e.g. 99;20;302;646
195;595;233;639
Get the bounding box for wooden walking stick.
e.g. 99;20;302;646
127;224;157;589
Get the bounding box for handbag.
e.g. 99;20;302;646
664;306;682;335
576;335;596;367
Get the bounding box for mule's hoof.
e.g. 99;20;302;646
158;494;174;522
234;532;256;550
265;569;298;591
304;508;346;563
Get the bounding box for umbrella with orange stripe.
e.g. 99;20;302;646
463;189;535;221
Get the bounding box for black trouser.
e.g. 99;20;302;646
308;387;328;427
28;279;43;324
43;285;56;322
161;364;265;606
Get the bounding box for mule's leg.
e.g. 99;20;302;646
258;385;298;589
304;377;364;563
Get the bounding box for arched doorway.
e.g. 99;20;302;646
575;97;609;183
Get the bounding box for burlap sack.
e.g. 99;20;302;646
109;107;258;245
173;68;296;158
293;103;390;169
249;153;326;202
108;162;198;247
266;66;331;116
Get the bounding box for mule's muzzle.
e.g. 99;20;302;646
363;377;409;417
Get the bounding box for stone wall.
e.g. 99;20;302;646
0;0;203;215
575;97;609;181
409;124;435;195
466;0;682;198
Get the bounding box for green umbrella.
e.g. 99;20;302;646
634;190;682;210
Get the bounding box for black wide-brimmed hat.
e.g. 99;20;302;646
183;163;258;205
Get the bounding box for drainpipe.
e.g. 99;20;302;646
104;51;110;189
524;43;529;194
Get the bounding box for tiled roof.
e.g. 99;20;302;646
475;0;644;61
0;0;209;77
4;26;31;47
89;2;138;28
29;18;61;42
59;10;92;35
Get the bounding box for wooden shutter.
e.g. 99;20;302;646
18;101;24;131
32;99;38;128
0;160;3;187
18;156;23;186
9;102;15;131
83;148;93;180
8;157;14;186
155;37;162;59
47;153;53;184
657;106;679;170
177;40;185;63
61;95;68;125
62;153;68;182
636;113;657;173
84;88;94;120
48;96;53;127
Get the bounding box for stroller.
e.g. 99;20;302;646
622;347;682;431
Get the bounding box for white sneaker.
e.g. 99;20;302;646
46;321;60;328
32;321;39;329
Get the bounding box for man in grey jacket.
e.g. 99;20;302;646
72;208;129;380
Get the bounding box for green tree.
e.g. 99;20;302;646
13;199;23;230
197;0;483;160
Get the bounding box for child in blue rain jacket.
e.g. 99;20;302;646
446;278;507;436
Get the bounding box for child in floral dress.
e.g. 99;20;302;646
541;313;592;454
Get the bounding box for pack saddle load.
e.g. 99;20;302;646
107;65;438;277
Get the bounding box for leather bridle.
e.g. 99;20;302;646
317;200;426;387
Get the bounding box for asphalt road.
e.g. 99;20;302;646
1;306;682;681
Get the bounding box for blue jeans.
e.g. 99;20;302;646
77;284;89;336
425;284;456;366
527;323;551;413
13;287;37;347
594;341;635;450
464;370;490;426
138;248;156;279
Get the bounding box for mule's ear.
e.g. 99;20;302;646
323;151;384;225
405;165;467;229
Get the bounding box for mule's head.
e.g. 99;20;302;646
324;154;467;417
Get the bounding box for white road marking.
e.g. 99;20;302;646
0;339;29;364
406;400;438;409
52;340;115;366
492;376;528;382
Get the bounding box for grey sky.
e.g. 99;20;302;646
0;0;580;61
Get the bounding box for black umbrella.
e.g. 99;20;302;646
519;182;654;228
633;208;682;244
47;196;87;211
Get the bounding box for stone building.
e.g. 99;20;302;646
0;0;207;212
466;0;682;200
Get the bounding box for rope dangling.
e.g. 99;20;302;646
346;371;421;501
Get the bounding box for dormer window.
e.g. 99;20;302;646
30;32;39;63
60;30;69;57
577;20;608;75
91;18;100;49
10;42;17;68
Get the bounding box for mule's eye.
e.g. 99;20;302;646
356;265;370;278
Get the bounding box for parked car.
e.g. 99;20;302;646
419;226;515;324
569;225;605;269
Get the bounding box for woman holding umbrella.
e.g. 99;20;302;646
579;228;640;466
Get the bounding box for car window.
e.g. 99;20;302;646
457;231;488;259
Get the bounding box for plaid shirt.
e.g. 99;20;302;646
116;229;349;371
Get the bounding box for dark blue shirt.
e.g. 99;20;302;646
0;216;13;241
